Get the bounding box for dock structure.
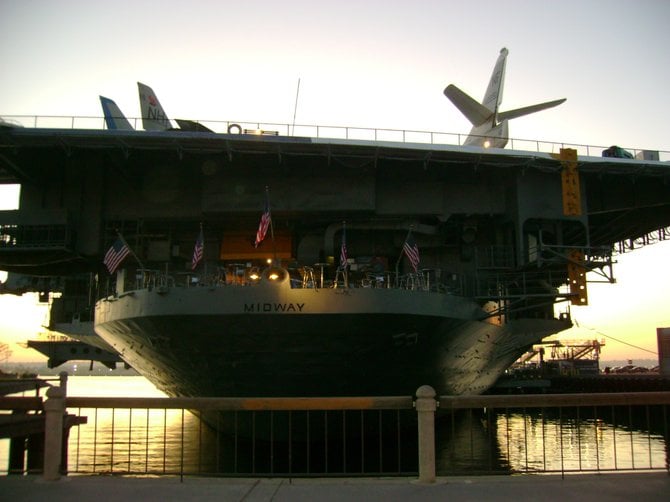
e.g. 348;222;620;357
0;373;86;476
1;472;669;501
492;373;670;394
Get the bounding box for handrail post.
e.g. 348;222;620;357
43;386;65;481
415;385;437;483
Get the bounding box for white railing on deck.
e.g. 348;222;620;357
2;115;669;161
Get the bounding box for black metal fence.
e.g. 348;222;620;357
2;389;669;479
436;395;669;474
64;407;419;477
61;395;419;478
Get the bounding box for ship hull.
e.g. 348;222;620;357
94;276;570;398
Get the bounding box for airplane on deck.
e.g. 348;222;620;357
99;96;134;131
137;82;172;131
100;82;213;132
444;48;566;148
137;82;214;132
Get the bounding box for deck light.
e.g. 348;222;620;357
263;267;287;282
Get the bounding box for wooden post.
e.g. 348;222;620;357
415;385;437;483
43;386;65;481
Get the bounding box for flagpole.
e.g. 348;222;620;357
395;226;413;287
266;186;277;264
200;222;206;275
341;220;348;288
203;225;208;276
117;230;145;270
291;77;301;136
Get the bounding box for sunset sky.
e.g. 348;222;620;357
1;1;669;363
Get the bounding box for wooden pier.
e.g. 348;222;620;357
0;374;86;475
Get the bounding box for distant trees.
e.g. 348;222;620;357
0;341;12;364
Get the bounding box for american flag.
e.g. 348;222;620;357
340;223;348;270
191;227;204;270
403;232;420;273
254;196;271;248
104;237;130;274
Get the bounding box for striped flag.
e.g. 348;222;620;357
254;195;271;248
104;237;130;274
191;227;204;270
340;223;348;270
403;231;420;273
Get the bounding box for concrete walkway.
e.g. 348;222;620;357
1;472;669;501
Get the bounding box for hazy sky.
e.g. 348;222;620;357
1;1;669;363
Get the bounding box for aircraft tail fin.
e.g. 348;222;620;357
444;47;565;148
443;84;494;127
138;82;171;130
444;48;508;127
482;47;508;114
99;96;133;130
497;98;567;122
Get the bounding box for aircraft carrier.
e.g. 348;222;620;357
1;117;669;398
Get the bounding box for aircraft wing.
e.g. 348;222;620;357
497;98;566;122
443;84;494;127
175;119;214;133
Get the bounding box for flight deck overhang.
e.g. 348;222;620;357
1;127;669;261
1;127;669;184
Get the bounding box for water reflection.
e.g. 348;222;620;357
435;409;501;473
68;408;418;475
435;407;668;474
68;407;217;474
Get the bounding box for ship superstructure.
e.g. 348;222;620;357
1;118;669;397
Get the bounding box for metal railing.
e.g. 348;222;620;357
3;114;669;161
437;393;670;475
616;226;670;255
2;378;669;480
116;266;450;296
63;397;419;479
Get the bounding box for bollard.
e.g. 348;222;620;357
415;385;437;483
43;386;65;481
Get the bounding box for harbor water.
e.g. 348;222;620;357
2;375;668;475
